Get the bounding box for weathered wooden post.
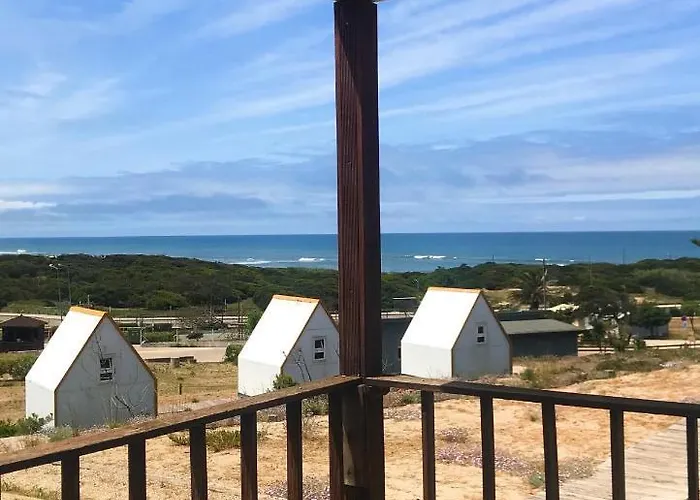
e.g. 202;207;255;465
334;0;385;499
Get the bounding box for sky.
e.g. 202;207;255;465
0;0;699;237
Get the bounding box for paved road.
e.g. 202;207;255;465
134;346;226;363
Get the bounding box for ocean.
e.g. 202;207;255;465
0;232;697;273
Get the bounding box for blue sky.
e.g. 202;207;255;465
0;0;699;237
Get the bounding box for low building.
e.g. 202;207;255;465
501;319;581;358
381;316;411;375
25;307;157;429
630;323;669;339
401;287;512;380
238;295;340;396
0;315;46;352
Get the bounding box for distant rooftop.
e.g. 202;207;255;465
502;318;582;336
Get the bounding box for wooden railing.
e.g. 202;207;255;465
2;374;700;500
367;376;700;500
0;376;360;500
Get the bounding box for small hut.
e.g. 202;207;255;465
238;295;340;396
25;307;157;429
0;315;46;352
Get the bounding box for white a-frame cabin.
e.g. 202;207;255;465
25;307;157;429
238;295;340;396
401;287;512;380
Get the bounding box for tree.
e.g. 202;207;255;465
244;307;263;336
629;303;671;338
587;317;608;352
681;301;698;338
511;271;545;310
575;285;628;318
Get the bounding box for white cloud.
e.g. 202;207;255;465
195;0;323;39
0;200;55;212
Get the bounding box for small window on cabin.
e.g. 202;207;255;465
313;337;326;361
100;356;114;382
398;346;402;360
476;324;487;344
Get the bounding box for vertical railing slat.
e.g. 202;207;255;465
128;438;147;500
190;424;208;500
328;390;344;500
61;453;80;500
610;408;626;500
541;402;560;500
480;396;496;500
241;412;258;500
287;401;303;500
688;416;699;500
421;391;436;500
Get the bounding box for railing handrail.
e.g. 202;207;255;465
0;375;360;474
367;375;700;417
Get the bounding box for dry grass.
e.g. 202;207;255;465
150;362;237;408
0;380;26;421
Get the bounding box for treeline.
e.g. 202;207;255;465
1;254;700;312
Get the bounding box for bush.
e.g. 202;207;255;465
245;308;263;336
168;429;266;452
47;426;79;442
0;414;52;438
9;355;38;380
142;331;176;343
224;344;242;364
146;290;188;310
399;390;421;406
0;354;38;380
303;395;329;416
186;330;204;340
273;373;297;390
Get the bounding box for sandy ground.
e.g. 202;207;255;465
2;364;700;500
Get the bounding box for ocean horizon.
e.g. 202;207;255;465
0;231;698;273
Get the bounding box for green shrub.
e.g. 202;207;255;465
399;391;421;406
224;344;242;364
169;429;266;452
303;395;329;416
0;353;38;380
47;426;79;442
206;429;242;452
142;331;176;343
186;330;204;340
273;373;297;390
9;355;38;380
168;432;190;446
0;414;52;438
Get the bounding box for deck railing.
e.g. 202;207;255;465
2;374;700;500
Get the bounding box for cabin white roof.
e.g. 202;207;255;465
240;295;329;366
401;287;484;350
27;307;123;392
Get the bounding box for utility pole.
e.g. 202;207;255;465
542;258;548;310
49;264;63;320
66;266;72;305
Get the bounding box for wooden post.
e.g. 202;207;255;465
334;1;384;499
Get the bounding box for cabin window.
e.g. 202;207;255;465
100;356;114;382
476;324;487;344
313;337;326;361
398;346;402;360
